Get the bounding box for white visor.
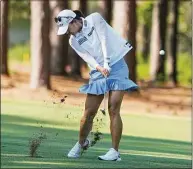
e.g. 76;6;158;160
56;9;76;35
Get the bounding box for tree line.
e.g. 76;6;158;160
1;0;183;90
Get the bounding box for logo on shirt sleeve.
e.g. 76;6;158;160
88;27;95;36
124;42;132;48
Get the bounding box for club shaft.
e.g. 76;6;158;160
104;76;108;111
104;92;107;111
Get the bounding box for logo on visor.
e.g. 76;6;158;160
59;23;64;27
65;16;74;23
56;16;73;26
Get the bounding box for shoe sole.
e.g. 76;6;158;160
98;157;121;161
67;155;80;158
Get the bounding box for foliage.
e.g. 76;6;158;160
177;53;191;86
178;1;191;54
137;1;153;27
137;52;191;86
8;43;30;62
9;0;30;22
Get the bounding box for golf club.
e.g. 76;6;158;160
100;76;107;115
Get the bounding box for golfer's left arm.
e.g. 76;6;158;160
93;13;111;73
70;40;100;70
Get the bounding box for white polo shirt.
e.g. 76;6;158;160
69;12;132;70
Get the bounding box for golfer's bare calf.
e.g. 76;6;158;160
108;91;125;151
79;94;104;146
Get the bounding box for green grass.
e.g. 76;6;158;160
1;98;191;168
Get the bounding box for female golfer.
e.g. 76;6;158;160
55;9;138;161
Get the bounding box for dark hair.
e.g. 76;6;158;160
73;10;85;19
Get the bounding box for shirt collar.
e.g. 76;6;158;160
74;18;89;38
82;18;88;30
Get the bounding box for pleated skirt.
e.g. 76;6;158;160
79;58;138;95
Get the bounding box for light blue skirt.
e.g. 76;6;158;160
79;58;138;95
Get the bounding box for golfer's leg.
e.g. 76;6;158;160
79;94;104;146
108;91;125;151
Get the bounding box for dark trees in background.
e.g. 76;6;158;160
167;0;180;86
30;1;51;89
50;0;69;76
112;1;137;82
124;1;137;82
141;24;150;62
79;0;87;16
139;2;153;62
98;0;113;25
1;0;9;76
150;0;168;82
69;0;89;78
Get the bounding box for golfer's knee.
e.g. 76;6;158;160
108;104;119;118
81;115;94;124
81;108;96;122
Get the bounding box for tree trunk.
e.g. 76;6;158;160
71;0;79;10
98;0;113;25
79;0;88;70
150;0;168;82
70;48;82;77
158;0;168;81
69;0;84;78
150;1;160;81
126;1;137;82
49;0;69;76
167;0;179;86
113;1;137;82
30;0;51;89
79;0;87;16
71;0;87;16
1;0;9;76
141;23;150;62
112;1;126;36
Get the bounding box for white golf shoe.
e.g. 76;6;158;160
98;148;121;161
67;139;90;158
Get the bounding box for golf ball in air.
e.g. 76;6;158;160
159;50;165;55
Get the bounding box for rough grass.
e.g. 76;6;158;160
1;98;191;168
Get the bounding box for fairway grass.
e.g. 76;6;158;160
1;98;192;168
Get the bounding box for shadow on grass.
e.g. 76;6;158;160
1;114;78;128
1;114;191;168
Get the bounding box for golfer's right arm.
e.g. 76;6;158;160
69;39;108;76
